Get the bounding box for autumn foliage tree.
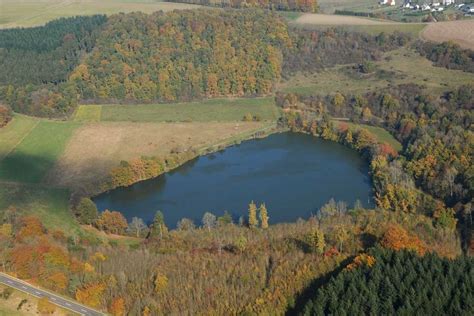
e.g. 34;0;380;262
76;282;106;308
109;297;126;316
381;224;426;255
248;201;258;228
95;210;128;235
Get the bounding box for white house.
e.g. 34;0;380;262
442;0;454;5
432;2;441;7
379;0;396;6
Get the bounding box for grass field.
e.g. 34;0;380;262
335;121;402;151
0;115;38;160
280;48;474;96
0;0;201;28
75;97;281;122
0;120;79;183
73;104;102;122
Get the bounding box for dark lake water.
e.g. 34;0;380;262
93;132;374;228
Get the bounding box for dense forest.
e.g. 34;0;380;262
0;10;290;117
71;10;290;103
165;0;318;12
301;248;474;315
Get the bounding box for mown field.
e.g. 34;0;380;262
75;97;281;122
0;0;201;28
280;48;474;96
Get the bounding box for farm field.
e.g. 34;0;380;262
421;20;474;50
318;0;376;14
294;13;400;25
291;13;427;36
75;97;281;123
0;0;201;28
280;48;474;96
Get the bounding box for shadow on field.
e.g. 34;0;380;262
285;256;354;316
0;152;60;184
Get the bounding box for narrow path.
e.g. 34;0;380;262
0;272;104;316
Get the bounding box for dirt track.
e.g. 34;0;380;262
421;20;474;50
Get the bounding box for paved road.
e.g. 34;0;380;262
0;272;104;316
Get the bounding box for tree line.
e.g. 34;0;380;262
165;0;318;12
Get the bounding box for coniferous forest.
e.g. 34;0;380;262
301;248;474;315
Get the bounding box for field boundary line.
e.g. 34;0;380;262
0;119;40;162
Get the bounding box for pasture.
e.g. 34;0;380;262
0;0;201;28
280;48;474;96
75;97;281;122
